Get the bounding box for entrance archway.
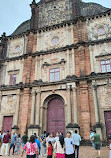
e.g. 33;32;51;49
47;96;65;136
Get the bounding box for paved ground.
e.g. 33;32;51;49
1;146;109;158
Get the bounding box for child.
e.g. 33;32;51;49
47;141;53;158
108;135;111;158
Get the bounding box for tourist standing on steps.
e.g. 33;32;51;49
54;135;65;158
9;131;17;156
34;133;41;158
90;130;95;149
40;131;47;156
0;131;2;148
47;133;55;146
15;134;21;155
65;131;75;158
108;135;111;158
21;135;38;158
2;131;6;139
92;130;102;158
22;132;28;148
0;131;11;156
72;130;81;158
55;132;60;142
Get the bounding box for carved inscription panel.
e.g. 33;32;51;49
1;95;17;114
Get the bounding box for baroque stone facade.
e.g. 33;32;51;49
0;0;111;142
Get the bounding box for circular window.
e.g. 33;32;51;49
15;46;20;53
97;27;105;35
52;37;59;45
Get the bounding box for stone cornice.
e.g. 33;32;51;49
1;37;111;63
0;72;111;91
7;17;86;40
86;9;111;21
5;9;111;40
95;53;111;58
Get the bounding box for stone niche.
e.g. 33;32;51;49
1;95;17;115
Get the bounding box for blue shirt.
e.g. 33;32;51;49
35;138;41;148
72;134;81;146
12;134;17;144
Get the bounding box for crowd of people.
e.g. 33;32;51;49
0;129;110;158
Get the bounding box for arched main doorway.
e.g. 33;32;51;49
47;96;65;136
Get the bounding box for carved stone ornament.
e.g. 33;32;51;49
45;31;64;49
9;41;24;56
91;23;111;39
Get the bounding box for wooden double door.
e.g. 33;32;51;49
2;116;13;132
104;111;111;137
47;97;65;136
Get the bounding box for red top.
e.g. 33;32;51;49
3;134;11;143
47;146;53;156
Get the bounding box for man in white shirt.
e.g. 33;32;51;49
72;130;81;158
65;131;75;158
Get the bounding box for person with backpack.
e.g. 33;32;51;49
15;134;21;155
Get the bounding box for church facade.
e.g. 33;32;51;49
0;0;111;141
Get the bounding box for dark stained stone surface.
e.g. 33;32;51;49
10;0;110;37
80;2;110;17
11;20;30;36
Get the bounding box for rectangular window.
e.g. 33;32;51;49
100;60;111;73
9;74;17;85
50;68;60;82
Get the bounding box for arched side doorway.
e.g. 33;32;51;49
47;96;65;136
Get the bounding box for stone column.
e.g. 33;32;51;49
66;50;70;76
72;49;75;75
0;93;1;109
73;87;80;133
92;82;102;139
67;88;71;124
28;91;36;137
30;91;36;125
0;91;2;131
12;90;20;133
35;57;38;80
93;84;100;123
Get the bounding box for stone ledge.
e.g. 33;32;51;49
66;123;80;128
29;125;41;129
12;125;19;130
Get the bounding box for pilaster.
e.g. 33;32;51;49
67;87;71;124
12;89;20;130
30;91;36;125
92;81;102;139
0;91;2;131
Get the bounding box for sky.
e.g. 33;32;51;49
0;0;111;36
